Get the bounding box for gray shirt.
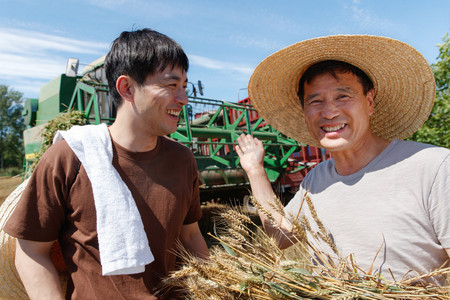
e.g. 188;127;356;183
284;140;450;285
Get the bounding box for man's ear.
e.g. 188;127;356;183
367;89;375;116
116;75;135;103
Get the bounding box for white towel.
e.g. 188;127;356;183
53;124;154;275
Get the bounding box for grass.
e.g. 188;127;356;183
0;167;23;177
0;175;23;206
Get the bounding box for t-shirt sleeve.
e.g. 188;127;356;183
3;140;78;241
428;152;450;248
183;157;202;225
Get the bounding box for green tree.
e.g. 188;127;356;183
409;34;450;148
0;85;26;169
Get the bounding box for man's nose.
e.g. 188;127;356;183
176;89;189;106
321;100;340;119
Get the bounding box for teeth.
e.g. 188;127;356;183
322;124;345;132
167;110;180;117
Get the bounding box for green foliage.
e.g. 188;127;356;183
0;166;23;176
40;110;87;152
29;110;86;173
409;34;450;148
0;85;26;169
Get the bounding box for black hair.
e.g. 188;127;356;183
297;60;374;106
105;28;189;108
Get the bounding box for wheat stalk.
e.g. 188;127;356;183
162;194;450;299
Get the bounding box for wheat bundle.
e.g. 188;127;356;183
162;194;449;299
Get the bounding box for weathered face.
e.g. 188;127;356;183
131;66;188;137
302;71;374;153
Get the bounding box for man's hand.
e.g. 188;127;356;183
236;134;265;176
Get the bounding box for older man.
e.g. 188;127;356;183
237;35;449;285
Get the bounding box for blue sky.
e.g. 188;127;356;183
0;0;449;102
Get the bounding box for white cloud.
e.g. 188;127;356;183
81;0;190;19
258;9;305;35
339;1;399;33
350;5;374;30
0;27;109;97
188;54;253;79
7;78;48;99
0;53;63;79
0;28;108;77
228;33;281;51
0;28;108;56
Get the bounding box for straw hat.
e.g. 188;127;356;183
248;35;436;147
0;178;68;299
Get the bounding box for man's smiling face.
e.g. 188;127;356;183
302;71;375;154
131;66;188;137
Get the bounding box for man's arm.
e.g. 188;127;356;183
179;222;209;259
236;134;296;249
15;239;65;300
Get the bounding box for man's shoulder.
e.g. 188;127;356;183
302;159;334;185
40;139;79;164
394;139;447;150
393;139;446;149
308;159;334;175
390;140;449;162
161;136;194;155
31;140;81;183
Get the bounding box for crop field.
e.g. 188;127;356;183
0;176;22;206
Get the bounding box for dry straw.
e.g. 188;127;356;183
248;35;436;147
0;180;69;300
0;179;30;299
162;194;450;299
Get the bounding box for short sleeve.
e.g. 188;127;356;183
3;140;79;241
428;153;450;248
183;157;202;225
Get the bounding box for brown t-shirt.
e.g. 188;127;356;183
4;135;202;299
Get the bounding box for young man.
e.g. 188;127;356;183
4;28;208;299
237;35;449;285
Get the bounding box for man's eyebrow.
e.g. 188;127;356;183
164;74;188;83
305;87;355;102
336;87;354;93
305;93;320;102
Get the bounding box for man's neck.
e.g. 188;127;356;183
331;136;390;176
108;118;158;153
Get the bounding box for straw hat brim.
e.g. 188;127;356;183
0;178;68;299
248;35;436;147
